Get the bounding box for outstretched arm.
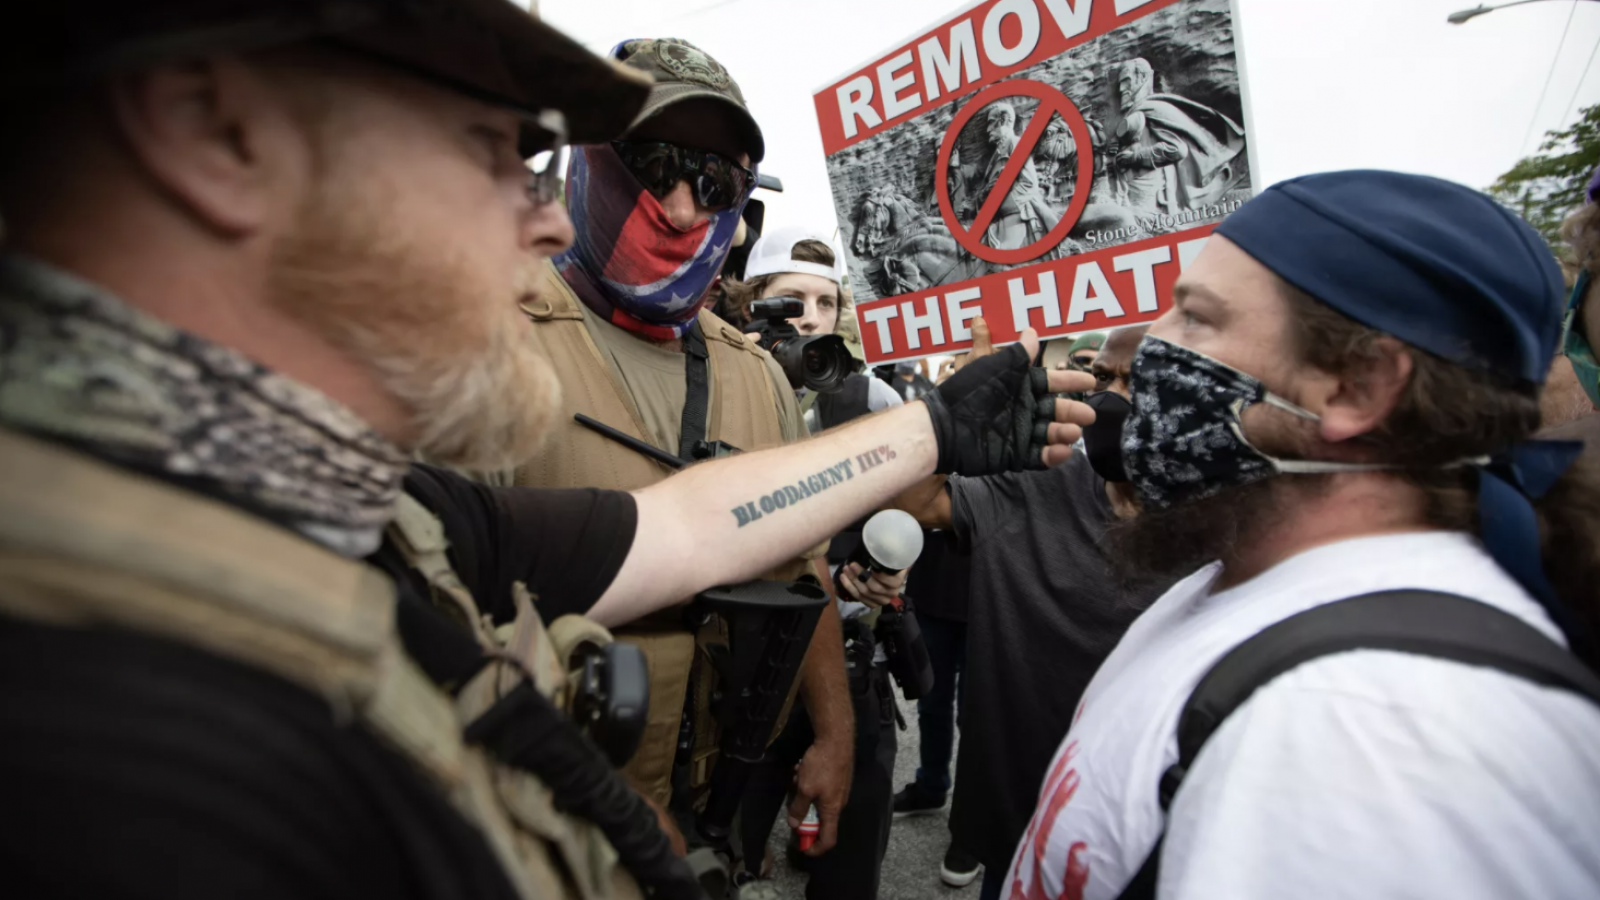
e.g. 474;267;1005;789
590;330;1093;627
890;475;952;530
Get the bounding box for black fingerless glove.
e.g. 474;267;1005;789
921;343;1057;476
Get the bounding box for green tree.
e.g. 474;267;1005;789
1489;103;1600;256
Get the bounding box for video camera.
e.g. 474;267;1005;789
742;297;861;394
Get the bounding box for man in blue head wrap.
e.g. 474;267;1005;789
1008;170;1600;900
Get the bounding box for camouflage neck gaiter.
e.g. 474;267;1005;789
0;253;406;557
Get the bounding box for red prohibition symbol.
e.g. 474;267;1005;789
935;79;1096;266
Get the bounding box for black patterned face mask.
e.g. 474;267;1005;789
1122;335;1386;510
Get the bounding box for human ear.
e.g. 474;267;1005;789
1317;337;1413;444
108;56;286;237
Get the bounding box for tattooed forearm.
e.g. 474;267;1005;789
730;444;899;528
853;444;896;475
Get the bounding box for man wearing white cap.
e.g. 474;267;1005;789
726;224;904;424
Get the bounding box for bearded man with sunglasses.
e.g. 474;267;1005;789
488;37;857;866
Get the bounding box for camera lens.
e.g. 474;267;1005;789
773;335;860;393
802;343;842;381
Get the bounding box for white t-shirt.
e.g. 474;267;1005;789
1006;531;1600;900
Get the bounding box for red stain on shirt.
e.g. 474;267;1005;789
1011;742;1090;900
1061;842;1090;900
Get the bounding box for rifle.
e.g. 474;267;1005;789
692;580;828;855
575;413;830;892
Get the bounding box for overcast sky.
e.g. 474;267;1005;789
542;0;1600;244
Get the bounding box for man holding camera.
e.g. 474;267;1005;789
716;223;904;428
489;38;858;861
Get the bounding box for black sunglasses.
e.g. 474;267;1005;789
612;140;755;212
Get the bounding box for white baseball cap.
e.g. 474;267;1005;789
744;224;845;284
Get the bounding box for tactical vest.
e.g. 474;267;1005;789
0;427;640;900
508;262;815;805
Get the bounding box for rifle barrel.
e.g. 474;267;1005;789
574;414;685;470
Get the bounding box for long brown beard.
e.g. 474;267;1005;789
1109;422;1334;588
266;172;560;472
1108;478;1284;586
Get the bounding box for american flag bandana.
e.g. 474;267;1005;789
557;143;751;340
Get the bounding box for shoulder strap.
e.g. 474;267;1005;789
679;319;710;462
696;307;794;456
387;493;499;648
1118;589;1600;900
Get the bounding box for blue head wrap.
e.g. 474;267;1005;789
1217;170;1583;639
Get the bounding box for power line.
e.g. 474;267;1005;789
1521;1;1581;155
1559;32;1600;125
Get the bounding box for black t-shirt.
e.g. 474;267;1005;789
903;529;971;623
946;454;1172;870
1;463;638;898
386;464;636;625
375;464;637;686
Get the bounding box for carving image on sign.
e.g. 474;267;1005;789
815;0;1257;365
935;80;1096;265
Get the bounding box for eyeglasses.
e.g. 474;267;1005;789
612;140;755;211
1072;355;1096;368
525;109;568;207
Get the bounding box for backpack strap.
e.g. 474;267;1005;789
1117;589;1600;900
678;319;710;462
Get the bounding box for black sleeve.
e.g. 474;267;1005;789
402;464;639;624
947;469;1031;553
0;617;520;900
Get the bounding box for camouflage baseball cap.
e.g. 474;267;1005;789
614;37;764;164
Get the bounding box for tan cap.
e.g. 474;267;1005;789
614;37;764;163
1;0;652;146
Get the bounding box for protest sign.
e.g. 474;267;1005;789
815;0;1257;364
